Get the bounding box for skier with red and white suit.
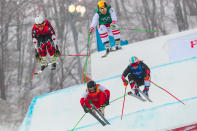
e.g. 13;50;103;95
80;80;110;115
32;15;60;70
121;56;151;97
89;1;121;56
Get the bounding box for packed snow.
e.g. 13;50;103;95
20;28;197;131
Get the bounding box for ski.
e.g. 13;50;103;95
101;48;116;58
89;109;106;126
101;51;109;58
91;104;110;125
112;46;122;51
138;89;152;102
127;92;146;102
102;47;122;58
34;63;54;75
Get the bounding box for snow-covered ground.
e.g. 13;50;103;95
19;29;197;131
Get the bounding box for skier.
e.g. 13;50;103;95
80;80;110;116
32;15;60;71
89;1;121;56
121;56;151;97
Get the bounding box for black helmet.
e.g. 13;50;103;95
87;80;97;92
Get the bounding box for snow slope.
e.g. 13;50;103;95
19;29;197;131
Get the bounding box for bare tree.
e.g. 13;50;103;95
173;0;189;31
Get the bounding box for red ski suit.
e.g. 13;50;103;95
32;19;58;57
80;84;110;109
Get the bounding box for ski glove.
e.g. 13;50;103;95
123;79;128;86
105;99;109;106
89;27;94;35
35;52;41;61
83;105;90;113
110;24;116;30
54;48;60;57
144;75;150;81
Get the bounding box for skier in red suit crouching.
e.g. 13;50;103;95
80;80;110;115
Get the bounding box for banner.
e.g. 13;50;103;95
168;32;197;61
96;28;128;52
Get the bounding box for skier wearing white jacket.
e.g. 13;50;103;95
89;1;122;55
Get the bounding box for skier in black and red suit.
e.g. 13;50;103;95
121;56;151;97
32;15;60;70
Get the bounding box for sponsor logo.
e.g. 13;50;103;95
102;16;111;22
190;40;197;48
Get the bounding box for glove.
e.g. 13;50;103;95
101;104;105;108
110;23;116;30
35;52;41;61
100;104;105;113
83;105;90;113
105;99;109;106
144;75;150;81
54;48;60;57
123;79;128;86
89;27;94;35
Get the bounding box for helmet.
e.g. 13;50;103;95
130;56;140;66
87;80;96;89
97;1;107;9
35;16;44;25
87;80;97;93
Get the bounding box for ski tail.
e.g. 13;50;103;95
138;89;152;102
128;92;146;102
102;52;109;58
91;104;110;125
89;109;106;126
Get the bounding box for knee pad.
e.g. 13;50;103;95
129;80;137;89
144;80;150;87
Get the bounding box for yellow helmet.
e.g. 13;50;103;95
97;1;107;9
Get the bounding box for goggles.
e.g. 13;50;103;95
88;85;97;93
99;7;107;12
89;86;96;91
35;22;45;28
131;62;139;67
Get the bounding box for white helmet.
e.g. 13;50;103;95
129;56;139;64
35;16;44;25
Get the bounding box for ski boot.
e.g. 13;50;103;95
128;91;132;95
115;45;122;50
40;57;48;71
115;39;122;50
51;63;56;70
134;89;141;97
143;86;149;97
116;46;122;50
110;46;115;51
41;64;48;71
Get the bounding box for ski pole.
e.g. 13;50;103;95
61;54;90;56
110;93;129;104
121;85;127;120
84;34;90;84
150;80;185;105
111;27;158;32
30;61;37;82
72;113;86;131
